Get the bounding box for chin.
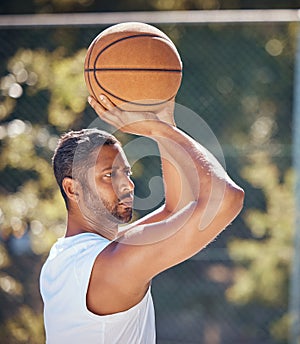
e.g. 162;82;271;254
117;209;133;224
113;205;133;224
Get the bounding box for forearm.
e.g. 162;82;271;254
157;141;195;212
151;122;238;213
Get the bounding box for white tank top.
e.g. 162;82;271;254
40;233;156;344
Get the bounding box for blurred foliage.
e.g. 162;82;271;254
0;40;89;344
2;0;300;14
227;151;294;343
0;305;44;344
0;14;297;344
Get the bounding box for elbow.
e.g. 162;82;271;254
224;183;245;218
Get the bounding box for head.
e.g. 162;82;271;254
52;129;135;236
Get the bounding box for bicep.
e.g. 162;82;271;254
118;186;243;282
116;201;202;281
128;204;170;226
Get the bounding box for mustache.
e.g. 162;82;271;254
118;192;133;202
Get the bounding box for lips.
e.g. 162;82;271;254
119;196;134;207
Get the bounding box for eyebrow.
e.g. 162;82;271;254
99;166;132;173
100;167;113;173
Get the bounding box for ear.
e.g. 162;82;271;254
62;177;81;203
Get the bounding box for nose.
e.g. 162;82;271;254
119;173;135;194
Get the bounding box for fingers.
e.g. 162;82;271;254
88;96;106;113
88;95;122;127
98;94;119;114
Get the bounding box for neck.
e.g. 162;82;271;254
65;210;118;241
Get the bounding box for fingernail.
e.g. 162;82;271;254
99;94;105;101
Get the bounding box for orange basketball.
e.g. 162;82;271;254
84;22;182;112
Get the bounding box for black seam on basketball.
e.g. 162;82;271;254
86;39;98;101
120;94;176;106
85;68;182;73
125;94;176;106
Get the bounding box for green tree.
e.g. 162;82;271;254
227;151;294;343
2;0;300;14
0;47;88;343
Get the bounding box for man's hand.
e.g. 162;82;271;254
88;95;175;136
153;98;176;127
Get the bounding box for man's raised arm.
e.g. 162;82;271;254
88;95;244;276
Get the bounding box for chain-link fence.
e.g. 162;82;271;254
0;11;297;344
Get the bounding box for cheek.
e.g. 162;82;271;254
96;181;118;202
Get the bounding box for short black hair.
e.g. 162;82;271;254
52;128;120;208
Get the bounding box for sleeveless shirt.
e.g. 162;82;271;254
40;233;155;344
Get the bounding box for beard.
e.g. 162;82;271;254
102;198;133;223
81;184;133;228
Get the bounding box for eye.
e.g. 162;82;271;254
104;171;116;178
125;169;132;177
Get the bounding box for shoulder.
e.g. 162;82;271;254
87;240;150;315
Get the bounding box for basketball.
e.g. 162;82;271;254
84;22;182;111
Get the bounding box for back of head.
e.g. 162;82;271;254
52;128;119;208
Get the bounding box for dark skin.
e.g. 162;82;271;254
63;144;134;238
62;95;244;315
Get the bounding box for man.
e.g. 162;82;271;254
40;95;244;343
